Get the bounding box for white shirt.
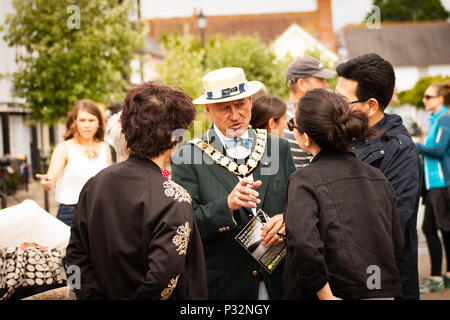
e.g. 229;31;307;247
55;141;109;205
213;125;251;159
213;125;257;214
213;125;267;300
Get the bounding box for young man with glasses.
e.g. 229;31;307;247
335;53;422;300
284;56;335;169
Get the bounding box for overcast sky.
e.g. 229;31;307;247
141;0;450;33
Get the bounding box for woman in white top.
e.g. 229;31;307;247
36;99;112;226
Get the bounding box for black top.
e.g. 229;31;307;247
354;113;422;300
66;155;207;300
283;150;403;300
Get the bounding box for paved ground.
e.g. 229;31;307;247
5;179;450;300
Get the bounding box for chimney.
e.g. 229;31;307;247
317;0;336;52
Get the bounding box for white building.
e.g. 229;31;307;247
272;23;338;65
338;21;450;92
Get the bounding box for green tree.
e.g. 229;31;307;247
205;36;290;100
367;0;449;22
398;75;450;108
158;34;291;136
157;33;209;136
1;0;144;123
158;33;204;102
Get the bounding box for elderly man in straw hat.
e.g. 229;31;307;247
171;67;295;300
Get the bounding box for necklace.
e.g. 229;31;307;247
189;128;267;177
84;147;98;159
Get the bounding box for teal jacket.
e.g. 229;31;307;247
416;106;450;189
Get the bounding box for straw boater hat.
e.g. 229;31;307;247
193;67;263;105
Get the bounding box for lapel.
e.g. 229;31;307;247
204;126;239;193
251;131;271;211
201;126;272;213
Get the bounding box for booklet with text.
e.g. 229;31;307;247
235;209;287;274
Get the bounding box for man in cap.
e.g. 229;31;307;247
284;56;336;168
171;67;296;300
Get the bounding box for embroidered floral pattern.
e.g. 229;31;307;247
173;222;191;255
160;274;180;300
163;180;192;204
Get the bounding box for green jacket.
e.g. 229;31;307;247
171;127;296;299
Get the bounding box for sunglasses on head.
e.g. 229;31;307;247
287;118;299;132
424;95;439;100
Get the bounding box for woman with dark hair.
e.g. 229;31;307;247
417;81;450;293
66;81;207;300
36;99;112;226
283;88;404;300
250;95;287;137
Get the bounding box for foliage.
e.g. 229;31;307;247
158;33;205;104
1;0;144;124
158;34;291;137
397;75;450;108
205;36;290;100
157;33;209;137
367;0;449;22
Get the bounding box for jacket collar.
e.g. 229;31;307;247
430;105;448;124
127;154;163;175
311;150;355;163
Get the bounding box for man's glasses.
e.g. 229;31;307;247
424;95;439;100
287;118;299;132
349;98;370;104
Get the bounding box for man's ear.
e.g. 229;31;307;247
366;98;380;118
296;78;306;94
267;118;276;132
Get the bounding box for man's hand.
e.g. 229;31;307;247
227;177;262;213
261;214;285;247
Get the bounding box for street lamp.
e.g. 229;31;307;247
197;9;207;48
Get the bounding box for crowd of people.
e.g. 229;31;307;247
36;52;450;300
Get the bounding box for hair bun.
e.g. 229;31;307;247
330;105;369;151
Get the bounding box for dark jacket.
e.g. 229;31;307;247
354;113;422;300
283;151;404;300
171;127;296;300
66;156;208;300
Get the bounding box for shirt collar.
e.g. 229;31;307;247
213;124;250;147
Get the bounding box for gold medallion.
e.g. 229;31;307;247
238;164;249;176
228;162;238;172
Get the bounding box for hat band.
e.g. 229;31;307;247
205;82;248;100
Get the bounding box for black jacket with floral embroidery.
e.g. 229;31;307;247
66;155;207;300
